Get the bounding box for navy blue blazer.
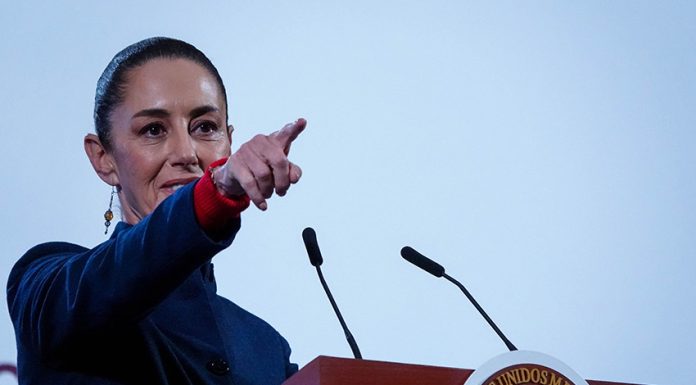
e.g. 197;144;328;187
7;183;297;385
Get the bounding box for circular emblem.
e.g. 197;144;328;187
464;351;589;385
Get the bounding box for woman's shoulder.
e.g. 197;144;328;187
24;241;89;257
20;241;89;263
8;242;89;287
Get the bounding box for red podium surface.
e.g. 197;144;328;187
283;356;643;385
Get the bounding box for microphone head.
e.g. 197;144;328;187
401;246;445;277
302;227;323;267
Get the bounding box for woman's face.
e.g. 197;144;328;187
98;58;231;224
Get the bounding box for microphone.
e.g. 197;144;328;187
302;227;362;359
400;246;518;351
303;227;323;267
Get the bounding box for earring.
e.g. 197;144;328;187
104;186;116;235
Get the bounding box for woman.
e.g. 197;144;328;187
6;37;304;385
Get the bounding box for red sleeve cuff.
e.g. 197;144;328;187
194;158;251;234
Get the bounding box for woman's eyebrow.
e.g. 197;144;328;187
190;105;219;118
132;108;169;119
130;106;219;120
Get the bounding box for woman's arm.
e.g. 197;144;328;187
6;181;241;361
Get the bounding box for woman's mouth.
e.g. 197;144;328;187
161;177;200;194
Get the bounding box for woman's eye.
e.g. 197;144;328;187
140;123;165;137
194;121;219;134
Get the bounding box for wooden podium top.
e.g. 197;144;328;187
283;356;644;385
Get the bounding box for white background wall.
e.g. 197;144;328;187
1;2;694;385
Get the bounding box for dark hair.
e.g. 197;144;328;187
94;37;228;150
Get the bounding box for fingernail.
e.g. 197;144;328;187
259;201;268;211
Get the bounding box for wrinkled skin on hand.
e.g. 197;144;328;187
213;118;306;210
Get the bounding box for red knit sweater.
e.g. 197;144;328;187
193;158;250;234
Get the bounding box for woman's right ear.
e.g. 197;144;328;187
84;134;120;187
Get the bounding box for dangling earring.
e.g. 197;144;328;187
104;186;116;235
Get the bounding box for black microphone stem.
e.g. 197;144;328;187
316;266;363;359
442;272;517;351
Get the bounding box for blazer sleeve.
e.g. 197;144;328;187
6;182;239;361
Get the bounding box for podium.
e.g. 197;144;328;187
283;356;642;385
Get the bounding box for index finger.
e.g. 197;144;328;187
271;118;307;153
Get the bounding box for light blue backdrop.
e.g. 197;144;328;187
1;2;694;385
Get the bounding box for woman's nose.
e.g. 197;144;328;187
169;129;198;167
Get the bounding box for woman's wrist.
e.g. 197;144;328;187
193;158;250;236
